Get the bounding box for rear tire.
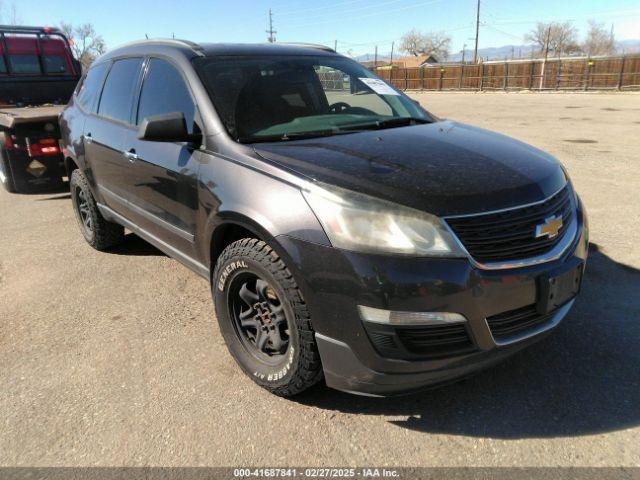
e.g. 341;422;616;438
70;169;124;250
0;156;17;193
213;238;323;397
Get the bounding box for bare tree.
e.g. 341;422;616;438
399;29;451;61
0;1;21;24
400;29;424;56
526;21;580;57
582;20;616;57
60;22;106;71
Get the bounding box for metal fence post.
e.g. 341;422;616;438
438;67;444;90
479;63;484;91
618;56;626;90
503;62;508;90
459;64;464;89
528;61;534;90
555;59;561;90
404;67;408;91
583;58;592;91
420;66;425;91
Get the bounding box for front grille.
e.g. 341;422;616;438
395;323;475;358
486;304;555;340
445;186;574;264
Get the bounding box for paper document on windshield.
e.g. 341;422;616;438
358;78;400;96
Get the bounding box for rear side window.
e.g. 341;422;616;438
44;55;68;74
8;55;40;74
40;36;74;75
77;62;109;112
5;34;41;74
0;41;6;73
98;57;143;123
137;58;195;133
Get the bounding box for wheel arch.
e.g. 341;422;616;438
65;156;79;177
208;212;284;275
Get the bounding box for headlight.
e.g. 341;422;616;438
302;183;465;256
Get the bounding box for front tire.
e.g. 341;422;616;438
70;170;124;250
213;238;323;397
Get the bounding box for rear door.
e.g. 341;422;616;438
122;57;200;254
84;57;143;216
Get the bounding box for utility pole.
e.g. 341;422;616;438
334;40;337;52
473;0;480;63
266;9;277;43
374;45;378;67
461;43;467;64
610;23;614;44
390;41;394;65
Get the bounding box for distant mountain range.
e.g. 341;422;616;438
354;39;640;63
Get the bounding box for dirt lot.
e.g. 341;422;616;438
1;92;639;467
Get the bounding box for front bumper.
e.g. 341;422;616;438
276;202;588;396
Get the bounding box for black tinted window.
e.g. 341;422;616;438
43;55;69;74
98;58;143;123
77;63;109;112
8;55;40;74
137;59;195;133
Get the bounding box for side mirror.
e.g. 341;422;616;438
412;99;421;106
137;112;198;143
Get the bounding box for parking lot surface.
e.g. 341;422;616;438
1;92;639;467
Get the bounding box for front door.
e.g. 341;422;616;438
121;57;200;256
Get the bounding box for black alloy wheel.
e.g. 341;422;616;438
229;273;291;363
75;185;94;236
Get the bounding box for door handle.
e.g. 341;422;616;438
123;149;138;163
84;133;93;144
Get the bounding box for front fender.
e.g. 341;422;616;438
197;152;330;271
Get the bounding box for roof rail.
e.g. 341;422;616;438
0;25;64;35
276;42;336;53
112;38;206;56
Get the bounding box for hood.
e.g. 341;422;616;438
253;121;567;216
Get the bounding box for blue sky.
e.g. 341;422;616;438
6;0;640;57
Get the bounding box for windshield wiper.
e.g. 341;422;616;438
340;117;432;131
239;128;356;144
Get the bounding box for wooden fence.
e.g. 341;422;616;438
372;55;640;91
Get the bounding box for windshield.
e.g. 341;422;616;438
193;55;433;143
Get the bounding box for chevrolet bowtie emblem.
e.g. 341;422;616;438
535;215;563;239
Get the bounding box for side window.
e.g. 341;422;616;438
0;56;6;74
76;62;109;113
8;55;41;74
43;55;69;74
98;57;143;124
137;58;195;133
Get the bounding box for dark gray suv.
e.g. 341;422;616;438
60;40;588;397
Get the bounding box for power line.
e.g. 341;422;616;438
276;0;372;17
284;0;449;29
282;0;411;24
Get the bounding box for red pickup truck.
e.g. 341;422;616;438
0;25;81;193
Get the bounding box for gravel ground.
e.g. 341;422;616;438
0;92;638;467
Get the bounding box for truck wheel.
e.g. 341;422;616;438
213;238;323;397
0;157;17;193
70;170;124;250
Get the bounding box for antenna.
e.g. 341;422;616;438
266;9;277;43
